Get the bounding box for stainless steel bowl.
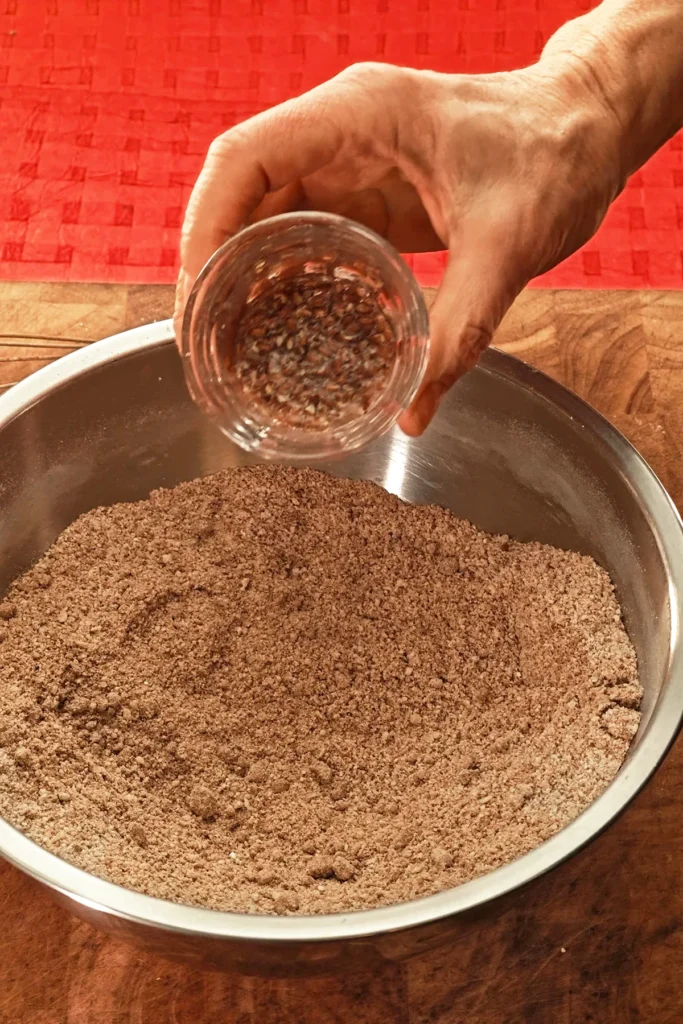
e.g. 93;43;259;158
1;320;682;976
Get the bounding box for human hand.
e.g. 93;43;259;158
176;58;624;435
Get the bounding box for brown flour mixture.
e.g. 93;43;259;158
0;466;641;915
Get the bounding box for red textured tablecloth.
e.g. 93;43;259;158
0;0;681;288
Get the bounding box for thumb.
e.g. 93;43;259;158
398;240;525;437
173;267;190;350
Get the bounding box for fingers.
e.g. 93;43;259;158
398;236;526;437
178;95;343;295
173;179;306;345
179;67;391;286
174;93;347;347
175;64;423;345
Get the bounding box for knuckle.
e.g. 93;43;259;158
207;125;247;161
435;322;492;389
458;323;492;372
336;61;408;93
332;63;418;153
464;322;493;352
336;61;379;88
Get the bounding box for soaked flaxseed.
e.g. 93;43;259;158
232;272;395;429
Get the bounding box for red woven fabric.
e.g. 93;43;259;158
0;0;681;287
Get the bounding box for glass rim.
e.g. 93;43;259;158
181;212;431;462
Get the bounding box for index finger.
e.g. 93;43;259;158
180;86;349;288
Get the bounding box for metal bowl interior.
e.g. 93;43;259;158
0;320;682;973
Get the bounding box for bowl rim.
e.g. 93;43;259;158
0;318;682;945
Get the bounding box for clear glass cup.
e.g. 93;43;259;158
180;211;430;462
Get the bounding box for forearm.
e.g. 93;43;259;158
542;0;683;181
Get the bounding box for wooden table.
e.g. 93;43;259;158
1;283;682;1023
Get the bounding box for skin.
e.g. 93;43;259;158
176;0;683;436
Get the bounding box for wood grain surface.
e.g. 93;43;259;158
1;282;682;1024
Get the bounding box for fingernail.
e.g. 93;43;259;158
175;268;189;311
173;269;189;348
417;381;448;429
399;381;448;437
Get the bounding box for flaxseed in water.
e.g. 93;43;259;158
232;272;395;429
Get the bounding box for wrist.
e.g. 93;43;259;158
529;51;628;197
540;0;683;179
537;43;632;186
